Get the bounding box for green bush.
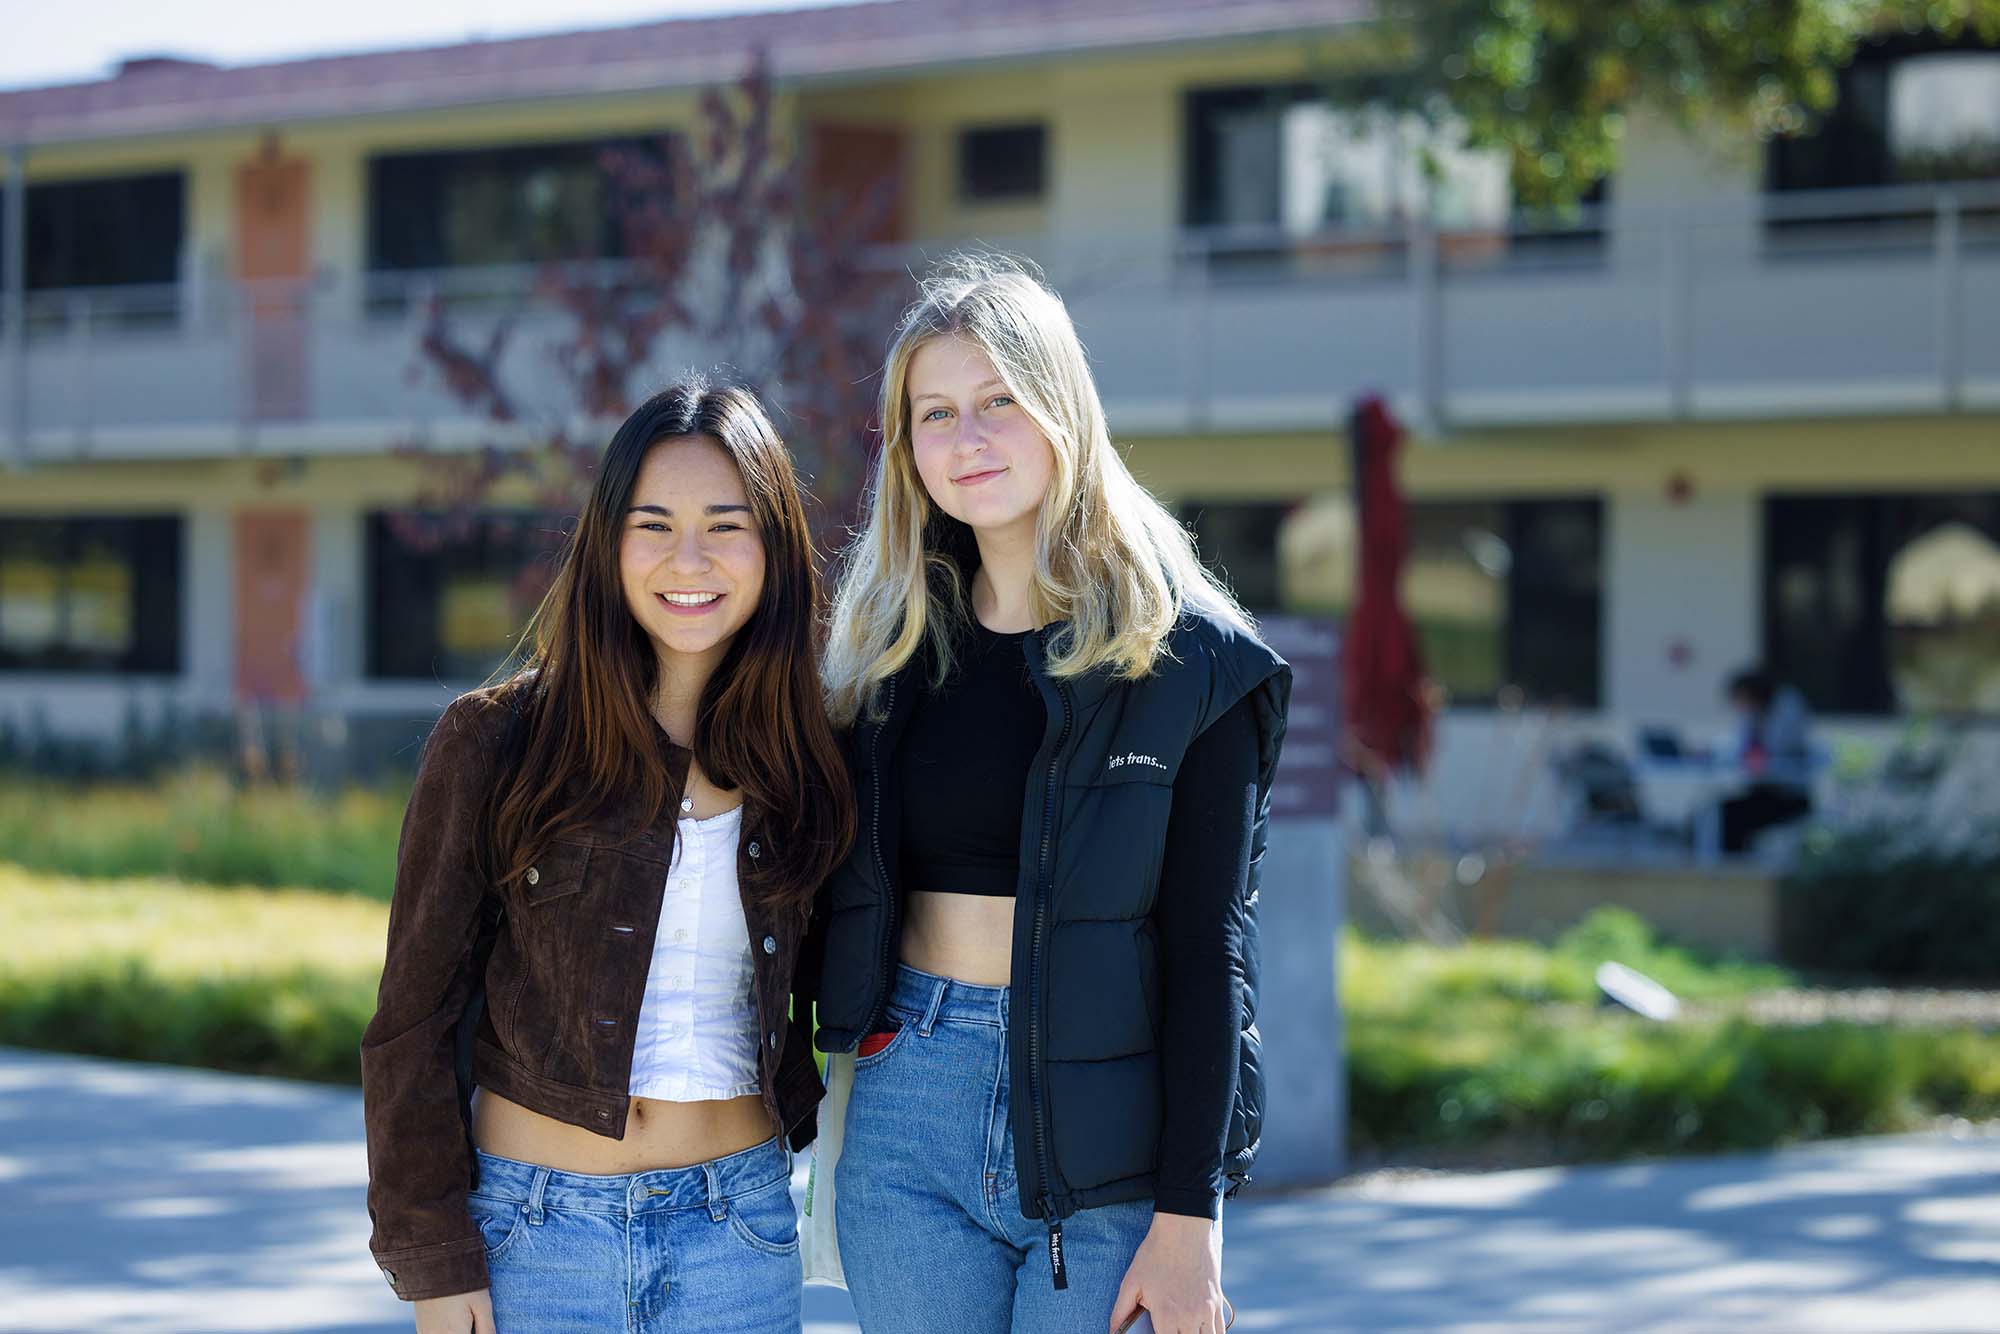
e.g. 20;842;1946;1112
1344;910;2000;1164
0;772;406;898
0;960;378;1085
1779;826;2000;983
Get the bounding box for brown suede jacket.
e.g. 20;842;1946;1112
359;688;824;1301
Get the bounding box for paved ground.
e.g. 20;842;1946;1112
3;1047;1998;1332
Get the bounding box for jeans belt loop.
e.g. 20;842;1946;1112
916;973;948;1037
704;1159;727;1221
526;1166;551;1226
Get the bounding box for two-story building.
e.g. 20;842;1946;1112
2;0;1996;843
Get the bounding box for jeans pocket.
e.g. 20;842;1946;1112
466;1194;526;1260
726;1178;800;1256
852;1009;918;1071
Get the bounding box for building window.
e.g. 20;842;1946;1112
0;173;186;329
1769;37;2000;194
958;124;1046;202
366;136;667;277
1405;499;1603;708
1765;493;2000;716
23;173;185;291
1765;34;2000;243
0;516;182;674
1181;495;1602;707
366;512;567;681
1183;85;1606;274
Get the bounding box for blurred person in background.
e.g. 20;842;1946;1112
1720;665;1815;854
808;257;1290;1334
361;378;854;1333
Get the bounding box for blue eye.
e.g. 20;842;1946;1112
921;407;951;422
988;395;1014;409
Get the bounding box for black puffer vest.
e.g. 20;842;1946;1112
811;607;1290;1273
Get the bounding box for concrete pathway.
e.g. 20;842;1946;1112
2;1048;1997;1332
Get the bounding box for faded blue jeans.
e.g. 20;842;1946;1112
467;1137;801;1333
835;963;1156;1333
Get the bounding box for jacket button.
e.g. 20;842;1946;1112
747;841;762;859
762;935;777;955
767;1030;779;1049
525;867;540;886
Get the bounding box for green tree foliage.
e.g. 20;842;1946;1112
1328;0;2000;208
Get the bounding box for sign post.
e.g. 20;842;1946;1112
1245;614;1345;1189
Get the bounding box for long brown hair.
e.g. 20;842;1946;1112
486;377;854;913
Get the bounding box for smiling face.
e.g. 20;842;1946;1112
618;434;766;671
906;334;1057;547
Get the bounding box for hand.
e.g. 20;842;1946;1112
1109;1213;1226;1334
413;1289;496;1334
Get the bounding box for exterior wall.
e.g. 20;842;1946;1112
8;31;1998;812
1133;413;2000;839
0;452;549;750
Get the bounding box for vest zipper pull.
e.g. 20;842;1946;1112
1047;1216;1067;1290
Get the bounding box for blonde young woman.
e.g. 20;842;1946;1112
804;259;1291;1334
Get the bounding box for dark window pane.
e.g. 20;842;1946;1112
1407;499;1602;707
367;512;567;680
1766;496;1889;714
366;137;666;273
1883;496;2000;714
1183;85;1604;276
17;173;184;291
959;125;1046;201
1765;493;2000;716
0;516;181;674
1770;37;2000;192
1406;502;1508;703
1765;35;2000;248
1505;499;1603;709
1182;502;1287;611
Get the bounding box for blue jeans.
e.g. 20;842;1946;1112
835;964;1155;1333
467;1137;801;1333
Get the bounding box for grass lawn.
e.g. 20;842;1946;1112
0;773;404;899
0;863;386;1083
3;862;1998;1165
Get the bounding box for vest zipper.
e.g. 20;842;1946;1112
860;677;900;1041
1029;663;1072;1289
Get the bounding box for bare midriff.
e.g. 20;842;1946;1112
472;1088;773;1175
900;889;1015;988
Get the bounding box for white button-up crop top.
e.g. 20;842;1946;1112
626;804;763;1102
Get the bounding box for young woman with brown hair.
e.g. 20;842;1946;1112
362;377;854;1333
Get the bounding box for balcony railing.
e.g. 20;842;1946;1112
3;179;1997;463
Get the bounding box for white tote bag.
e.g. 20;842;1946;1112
799;1050;852;1287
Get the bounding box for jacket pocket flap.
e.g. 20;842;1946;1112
519;839;591;905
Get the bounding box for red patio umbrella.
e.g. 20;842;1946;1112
1343;394;1434;789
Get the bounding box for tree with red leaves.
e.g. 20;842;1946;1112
395;53;910;603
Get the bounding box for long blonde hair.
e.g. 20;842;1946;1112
823;253;1250;726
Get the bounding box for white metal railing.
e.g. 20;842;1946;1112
3;178;1997;463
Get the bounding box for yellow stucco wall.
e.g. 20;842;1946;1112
1123;414;2000;503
